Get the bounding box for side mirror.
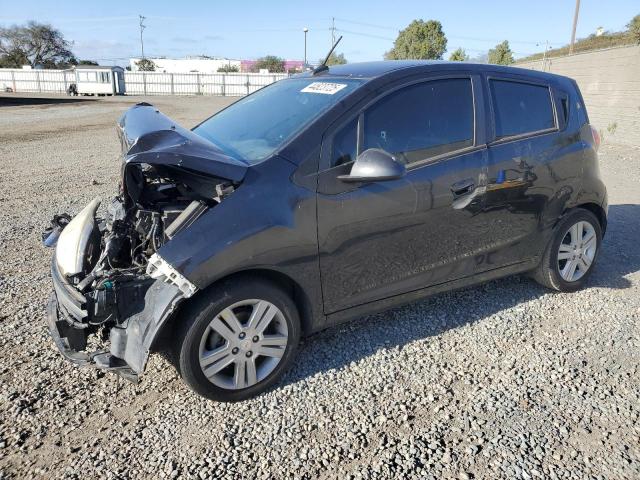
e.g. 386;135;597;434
338;148;405;183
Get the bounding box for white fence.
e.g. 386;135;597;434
0;68;289;96
124;72;289;96
0;69;75;93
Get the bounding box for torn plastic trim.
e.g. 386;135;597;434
47;279;186;381
146;253;198;298
109;280;184;373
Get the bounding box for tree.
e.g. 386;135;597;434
449;48;469;61
0;21;75;68
488;40;514;65
78;59;99;66
0;48;28;68
385;19;447;60
135;58;156;71
217;64;239;73
325;52;347;66
628;14;640;44
253;55;285;73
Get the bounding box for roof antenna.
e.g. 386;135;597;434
313;35;343;75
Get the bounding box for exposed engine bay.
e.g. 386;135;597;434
43;103;247;380
44;162;236;369
66;164;233;315
94;164;234;284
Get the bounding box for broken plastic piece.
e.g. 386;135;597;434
146;253;198;298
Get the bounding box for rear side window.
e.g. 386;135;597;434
362;78;474;165
489;79;555;139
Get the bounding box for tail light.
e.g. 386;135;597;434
590;125;601;152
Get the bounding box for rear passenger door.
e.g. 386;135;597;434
317;74;490;314
482;74;570;269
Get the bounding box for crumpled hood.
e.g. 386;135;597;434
117;103;248;182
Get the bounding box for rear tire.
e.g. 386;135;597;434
533;209;602;292
174;277;300;402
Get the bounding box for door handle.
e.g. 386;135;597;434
451;179;475;197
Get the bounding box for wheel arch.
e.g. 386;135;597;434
152;267;316;352
571;202;607;235
223;268;316;336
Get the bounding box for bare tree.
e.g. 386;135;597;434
0;21;76;68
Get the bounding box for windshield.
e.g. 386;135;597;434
193;78;364;163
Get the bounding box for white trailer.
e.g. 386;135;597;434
70;66;125;96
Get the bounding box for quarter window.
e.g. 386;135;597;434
362;78;474;165
331;117;358;167
557;92;569;130
489;79;555;139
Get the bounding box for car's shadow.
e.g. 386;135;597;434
0;96;96;107
282;203;640;387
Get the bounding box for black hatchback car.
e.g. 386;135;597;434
45;61;607;401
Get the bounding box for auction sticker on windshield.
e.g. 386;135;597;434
301;82;348;95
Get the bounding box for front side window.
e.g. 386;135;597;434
490;79;555;139
362;78;474;165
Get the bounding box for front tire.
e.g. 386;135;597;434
533;209;602;292
174;277;300;402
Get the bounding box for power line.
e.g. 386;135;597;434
336;28;395;41
447;34;563;46
334;17;397;31
334;17;565;47
232;27;329;33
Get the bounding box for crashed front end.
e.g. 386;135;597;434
44;103;245;381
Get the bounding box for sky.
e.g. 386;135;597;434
0;0;638;66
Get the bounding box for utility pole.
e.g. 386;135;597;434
303;28;308;68
139;14;146;59
331;17;336;48
569;0;580;55
541;40;549;71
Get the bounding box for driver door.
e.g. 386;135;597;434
317;75;489;314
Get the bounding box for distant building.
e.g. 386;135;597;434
129;56;241;73
129;56;306;74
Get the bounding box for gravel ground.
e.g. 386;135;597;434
0;93;638;480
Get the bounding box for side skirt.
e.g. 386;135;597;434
321;258;539;331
